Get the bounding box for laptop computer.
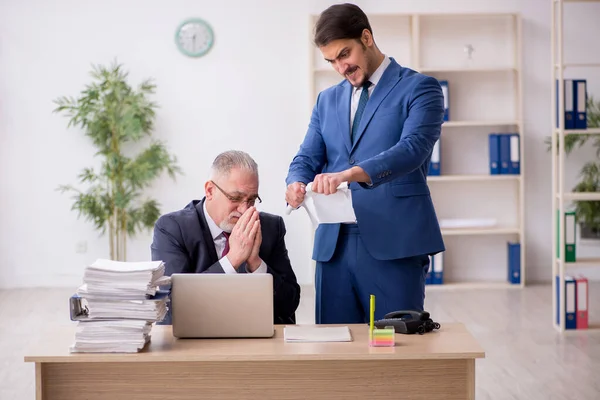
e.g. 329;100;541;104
170;273;274;338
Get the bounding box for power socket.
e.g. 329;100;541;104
75;241;87;254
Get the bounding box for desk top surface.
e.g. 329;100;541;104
24;323;485;363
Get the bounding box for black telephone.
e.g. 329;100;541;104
374;310;440;335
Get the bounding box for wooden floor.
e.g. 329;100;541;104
2;283;599;399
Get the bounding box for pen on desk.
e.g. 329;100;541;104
370;294;375;338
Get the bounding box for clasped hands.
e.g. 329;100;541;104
226;206;262;273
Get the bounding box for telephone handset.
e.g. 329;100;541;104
374;310;440;335
384;310;430;321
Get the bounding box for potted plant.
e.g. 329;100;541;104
54;61;182;261
547;96;600;237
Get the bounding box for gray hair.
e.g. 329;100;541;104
210;150;258;180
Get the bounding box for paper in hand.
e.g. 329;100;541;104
286;182;356;228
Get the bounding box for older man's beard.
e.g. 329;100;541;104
219;211;242;233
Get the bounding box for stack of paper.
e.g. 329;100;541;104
79;259;170;299
72;320;153;353
70;259;169;353
83;297;169;321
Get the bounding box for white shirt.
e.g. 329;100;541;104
203;201;267;274
350;55;391;130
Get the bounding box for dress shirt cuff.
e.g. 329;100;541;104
249;260;268;274
221;256;238;274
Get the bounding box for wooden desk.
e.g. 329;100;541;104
25;323;484;400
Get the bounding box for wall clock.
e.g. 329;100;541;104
175;18;214;58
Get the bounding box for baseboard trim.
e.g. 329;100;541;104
0;274;82;289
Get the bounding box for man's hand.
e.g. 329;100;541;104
285;182;306;208
247;222;262;272
226;207;260;269
312;167;371;194
311;172;346;195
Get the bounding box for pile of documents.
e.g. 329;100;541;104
70;259;170;353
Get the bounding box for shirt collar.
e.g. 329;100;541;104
203;200;225;240
353;55;391;93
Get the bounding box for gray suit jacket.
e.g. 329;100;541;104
150;198;301;324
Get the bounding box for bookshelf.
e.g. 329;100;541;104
308;12;524;289
551;0;600;333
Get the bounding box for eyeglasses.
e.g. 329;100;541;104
210;180;262;206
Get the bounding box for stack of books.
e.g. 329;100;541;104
69;259;170;353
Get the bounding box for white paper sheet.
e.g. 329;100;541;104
286;182;356;228
283;326;352;343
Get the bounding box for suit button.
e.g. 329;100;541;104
349;158;355;165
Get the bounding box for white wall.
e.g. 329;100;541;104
1;0;600;288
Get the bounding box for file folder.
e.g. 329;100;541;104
565;211;576;262
556;275;559;325
488;133;500;175
428;138;441;176
565;275;577;330
69;290;170;321
574;79;587;130
556;210;576;262
575;275;588;329
508;133;520;174
439;80;449;121
507;242;520;284
499;133;510;174
556;79;575;130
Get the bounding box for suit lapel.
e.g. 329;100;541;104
195;198;219;265
336;82;353;154
350;59;402;153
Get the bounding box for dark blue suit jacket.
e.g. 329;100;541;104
286;58;445;262
150;198;301;324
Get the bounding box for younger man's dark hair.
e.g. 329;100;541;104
314;3;372;47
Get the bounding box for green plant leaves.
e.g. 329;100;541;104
54;60;182;260
547;95;600;231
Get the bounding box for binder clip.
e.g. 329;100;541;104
69;294;89;321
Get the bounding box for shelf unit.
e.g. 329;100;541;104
551;0;600;333
309;12;524;289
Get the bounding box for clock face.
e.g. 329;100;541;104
175;18;214;57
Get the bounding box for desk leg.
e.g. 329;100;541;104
35;363;43;400
467;359;475;400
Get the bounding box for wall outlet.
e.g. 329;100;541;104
75;241;87;254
